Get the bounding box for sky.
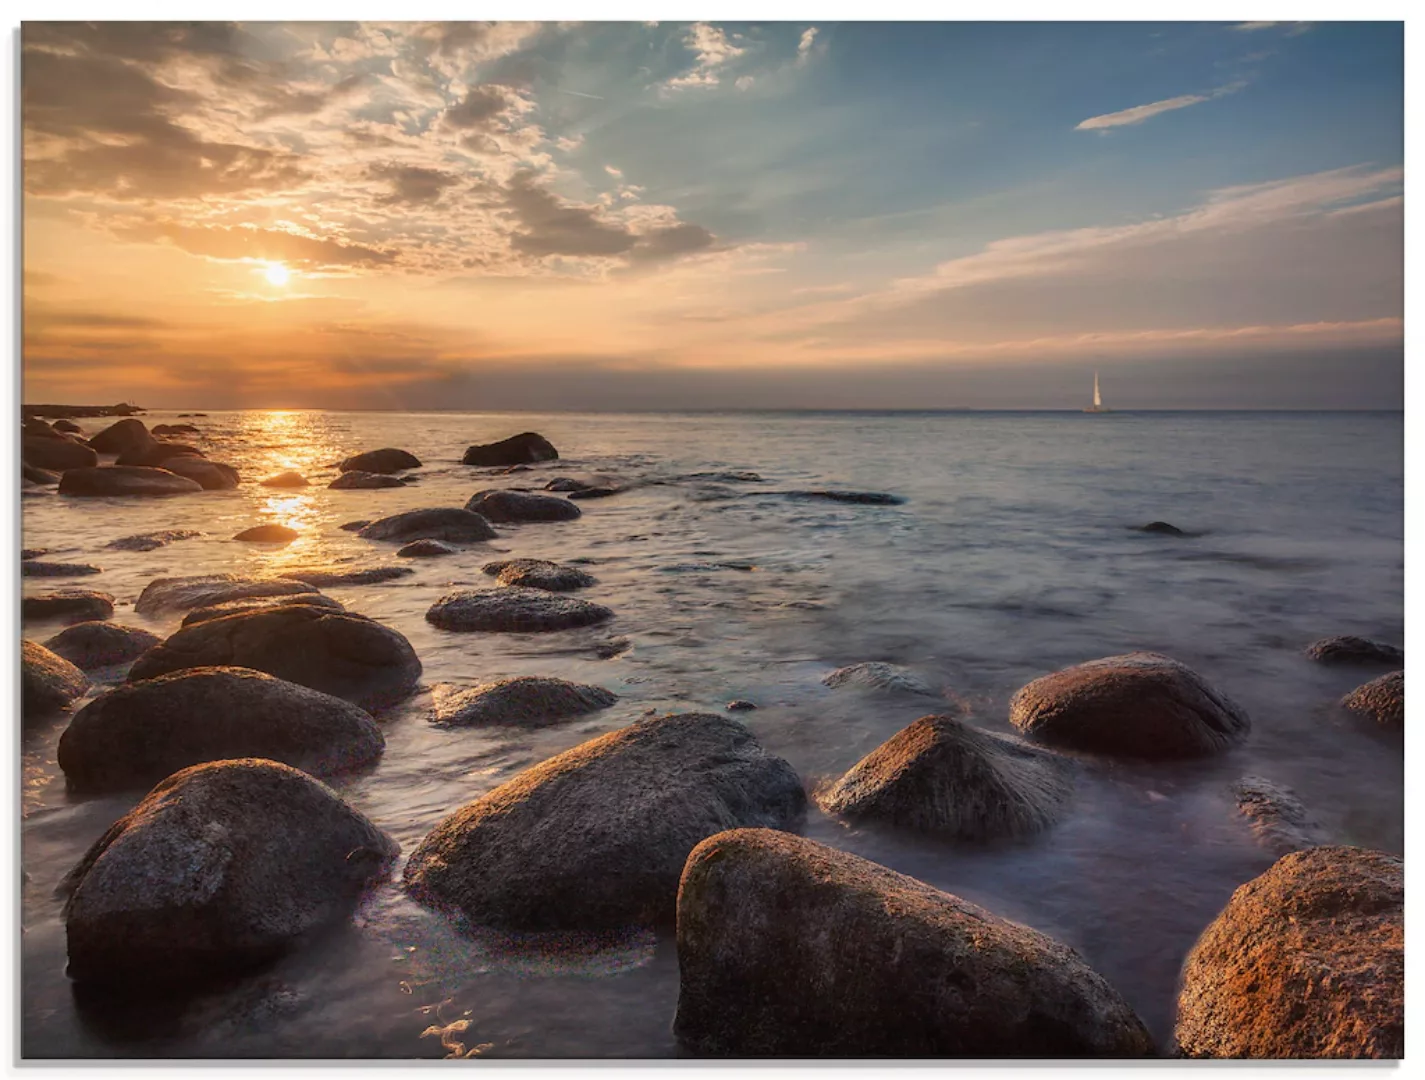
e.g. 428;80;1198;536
21;20;1404;410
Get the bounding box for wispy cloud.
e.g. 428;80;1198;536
798;27;819;61
1076;80;1247;131
665;23;745;90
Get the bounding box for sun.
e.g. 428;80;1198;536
264;262;291;287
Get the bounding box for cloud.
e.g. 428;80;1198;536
665;23;746;90
798;27;819;60
368;163;461;206
440;84;526;131
1076;82;1245;131
116;220;398;270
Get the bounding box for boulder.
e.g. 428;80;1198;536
52;419;84;434
1232;776;1328;857
42;622;161;669
1175;847;1402;1058
150;423;199;436
115;441;203;467
544;478;591;492
357;508;497;543
233;524;299;543
106;529;202;552
22;434;98;471
674;829;1154;1057
404;712;805;931
22;462;60;485
433;676;618;728
21;561;102;578
58;667;385;793
481;558;596;592
1009;652;1250;759
182;593;344;627
58;466;203;497
127;605;422;712
60;759;398;987
822;662;935;695
329;470;406;490
23;417;62;437
22;639;89;716
1339;670;1403;730
337;448;421;474
339;520;371;532
426;588;613;633
464;489;582;523
23;590;116;625
818;714;1075;841
86;418;151;455
398;539;455;557
134;574;317;616
161;456;239;490
1306;636;1403;667
278;566;414;587
462;432;559;467
259;471;309;488
21;548;46;560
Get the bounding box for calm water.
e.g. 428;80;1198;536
20;409;1403;1058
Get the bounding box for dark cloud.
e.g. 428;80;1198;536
504;171;637;257
117;221;397;269
368;163;462;206
629;222;717;262
442;85;520;130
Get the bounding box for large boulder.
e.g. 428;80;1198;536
404;712;806;931
1305;636;1403;666
126;605;422;712
161;456;239;490
22;434;98;471
1009;652;1250;759
42;622;161;669
357;508;497;543
86;418;151;455
259;471;308;488
1339;670;1403;730
817;714;1075;841
464;489;581;523
60;758;398;987
106;529;202;552
52;419;83;434
674;829;1154;1057
1175;846;1402;1058
58;466;203;497
462;432;558;467
329;470;407;490
115;441;203;467
433;676;617;728
278;566;414;587
58;667;385;793
134;574;317;616
426;588;613;632
22;639;89;716
338;448;421;474
822;661;934;695
481;558;596;592
23;589;115;625
182;593;344;627
1232;776;1328;857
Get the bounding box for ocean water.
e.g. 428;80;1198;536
20;409;1403;1058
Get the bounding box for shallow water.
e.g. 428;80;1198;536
21;409;1403;1058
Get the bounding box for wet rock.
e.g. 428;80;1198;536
339;520;371;532
22;639;90;716
42;622;161;669
86;419;151;455
135;574;317;616
23;462;61;485
499;464;532;474
780;489;905;505
822;661;934;695
566;486;621;500
465;489;582;523
22;434;99;471
674;829;1154;1057
1138;521;1186;536
106;529;203;552
23;590;116;625
726;700;757;711
1305;636;1403;667
1339;670;1403;730
61;758;398;988
1175;846;1402;1059
481;558;596;592
58;466;204;497
462;432;559;466
127;605;422;712
338;447;421;474
404;712;805;931
182;593;344;627
1232;776;1329;857
21;548;46;560
1009;652;1250;759
595;637;632;659
398;539;455;557
233;524;299;543
115;441;203;468
52;419;84;434
433;676;618;728
22;561;102;578
161;457;239;490
259;471;309;488
279;566;415;587
58;667;385;793
427;588;613;633
544;477;594;492
818;714;1075;841
357;507;497;543
151;423;199;436
329;470;406;490
24;417;62;437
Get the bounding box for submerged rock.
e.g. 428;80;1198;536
134;574;318;616
822;662;935;695
780;489;905;505
433;676;618;728
338;520;371;532
426;588;613;633
161;457;239;490
1232;776;1329;857
404;712;805;931
1009;652;1250;759
21;548;47;560
1138;521;1186;536
23;590;116;625
329;470;406;490
279;566;415;587
58;466;204;497
1339;670;1403;730
462;432;559;467
233;524;299;543
151;423;199;436
398;539;455;557
1306;636;1403;667
58;667;385;793
22;561;102;578
182;593;344;627
674;829;1154;1057
86;418;151;455
465;489;581;523
818;714;1075;841
566;486;621;500
337;447;421;474
481;558;596;592
1175;846;1402;1059
259;471;309;488
357;508;497;543
23;463;60;485
61;759;398;988
544;477;593;492
106;529;202;552
22;640;90;717
42;622;161;670
23;433;99;471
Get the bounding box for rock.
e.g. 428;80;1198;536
279;566;415;587
1339;670;1403;730
500;464;532;474
481;558;596;592
465;489;582;523
105;529;203;552
426;588;613;633
42;622;161;669
818;714;1075;841
726;700;757;711
566;486;621;500
21;548;46;560
339;520;370;532
404;712;805;930
433;676;618;728
780;489;905;505
127;605;422;712
1232;776;1328;857
182;594;345;627
21;561;102;577
1175;847;1402;1059
60;759;398;987
822;662;934;695
22;639;90;716
86;419;151;455
233;524;299;543
22;434;99;471
544;478;591;492
462;432;559;467
115;441;203;467
52;419;83;434
58;466;204;497
134;574;318;616
674;829;1154;1057
23;590;116;625
23;417;63;437
1009;652;1250;759
398;539;455;557
357;508;497;543
329;470;407;490
260;471;309;488
25;402;143;419
150;423;199;436
337;448;421;474
58;667;386;793
22;462;61;485
161;456;239;490
1305;636;1403;667
1138;521;1186;536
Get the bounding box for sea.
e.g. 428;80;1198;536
19;409;1404;1058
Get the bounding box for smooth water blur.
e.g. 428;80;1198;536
21;409;1403;1058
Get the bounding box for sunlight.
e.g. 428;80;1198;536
264;262;291;287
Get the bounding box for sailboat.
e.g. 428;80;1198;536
1083;370;1110;413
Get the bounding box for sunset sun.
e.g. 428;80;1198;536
263;263;290;287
